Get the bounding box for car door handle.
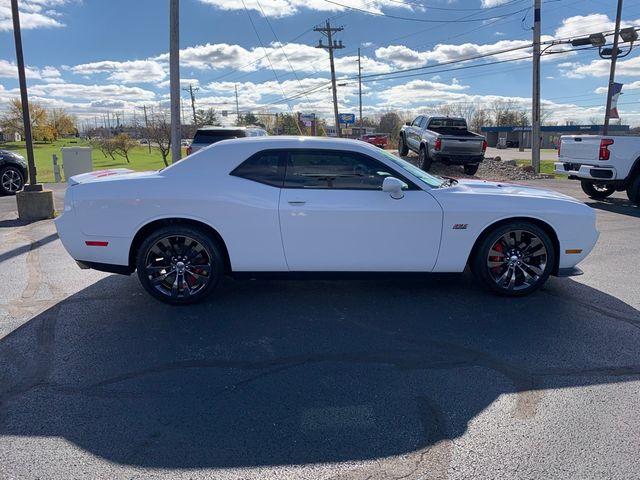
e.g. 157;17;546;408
288;200;306;206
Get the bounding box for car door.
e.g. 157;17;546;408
278;149;443;272
407;116;422;150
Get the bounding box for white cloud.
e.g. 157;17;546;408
26;83;157;101
197;0;412;17
70;60;166;84
481;0;511;7
559;56;640;79
0;0;71;31
554;14;640;41
154;42;390;75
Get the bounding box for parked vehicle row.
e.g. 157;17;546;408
55;136;598;304
555;134;640;204
398;116;487;175
0;149;28;195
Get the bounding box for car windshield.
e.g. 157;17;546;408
378;149;443;188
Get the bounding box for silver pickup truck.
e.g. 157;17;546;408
398;116;487;175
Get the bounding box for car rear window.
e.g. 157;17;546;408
428;118;467;129
193;130;246;144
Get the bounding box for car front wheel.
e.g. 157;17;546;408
0;166;25;195
626;173;640;205
472;222;555;296
136;225;224;304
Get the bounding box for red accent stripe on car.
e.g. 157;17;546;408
85;241;109;247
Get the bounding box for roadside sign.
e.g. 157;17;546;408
300;113;315;122
338;113;355;125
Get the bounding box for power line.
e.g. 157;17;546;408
324;0;531;24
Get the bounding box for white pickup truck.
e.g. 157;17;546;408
555;135;640;204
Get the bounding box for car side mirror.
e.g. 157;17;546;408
382;177;405;199
405;121;411;126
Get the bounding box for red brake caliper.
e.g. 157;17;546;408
491;242;504;273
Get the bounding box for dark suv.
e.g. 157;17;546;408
0;149;28;195
186;126;268;155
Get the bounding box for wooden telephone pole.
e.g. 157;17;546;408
314;21;344;137
182;83;199;125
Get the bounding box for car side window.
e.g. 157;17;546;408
412;116;422;127
420;117;429;128
230;150;284;187
284;150;401;190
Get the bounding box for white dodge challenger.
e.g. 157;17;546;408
55;137;598;304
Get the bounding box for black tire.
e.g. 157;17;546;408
418;146;432;172
581;180;615;200
626;173;640;205
463;164;479;176
472;222;555;297
0;166;25;195
398;135;409;156
136;225;224;304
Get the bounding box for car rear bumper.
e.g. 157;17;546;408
432;153;484;165
554;162;619;180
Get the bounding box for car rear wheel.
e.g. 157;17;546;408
626;173;640;205
418;146;432;172
0;166;24;195
136;225;224;304
581;180;615;200
472;222;555;296
463;164;479;176
398;135;409;156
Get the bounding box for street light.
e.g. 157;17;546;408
620;27;638;43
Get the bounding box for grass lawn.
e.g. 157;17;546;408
1;139;187;183
515;159;560;177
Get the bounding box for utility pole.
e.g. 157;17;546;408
182;83;198;125
531;0;541;174
143;105;151;153
604;0;624;135
169;0;181;164
235;84;241;124
11;0;37;189
358;47;363;134
314;20;344;137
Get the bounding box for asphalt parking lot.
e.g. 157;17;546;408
0;180;639;480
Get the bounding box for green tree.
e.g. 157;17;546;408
47;108;77;140
195;108;221;127
378;112;403;140
237;112;264;127
0;99;49;141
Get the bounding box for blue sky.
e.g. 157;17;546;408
1;0;640;127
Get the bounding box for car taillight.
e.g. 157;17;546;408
186;146;192;155
481;140;487;153
434;138;442;151
599;138;614;160
557;140;561;157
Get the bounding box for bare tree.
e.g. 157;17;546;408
113;133;138;163
147;111;172;166
469;108;492;133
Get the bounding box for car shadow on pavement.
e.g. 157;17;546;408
1;273;639;468
585;198;640;218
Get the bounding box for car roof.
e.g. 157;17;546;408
212;135;375;150
196;126;263;131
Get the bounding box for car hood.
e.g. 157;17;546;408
442;179;581;203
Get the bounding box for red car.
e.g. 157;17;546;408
359;134;388;148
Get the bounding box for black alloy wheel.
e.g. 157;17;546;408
136;225;223;304
0;166;24;195
473;222;555;296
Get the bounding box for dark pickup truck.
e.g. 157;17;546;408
398;116;487;175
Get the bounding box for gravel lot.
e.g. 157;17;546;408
0;180;639;480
